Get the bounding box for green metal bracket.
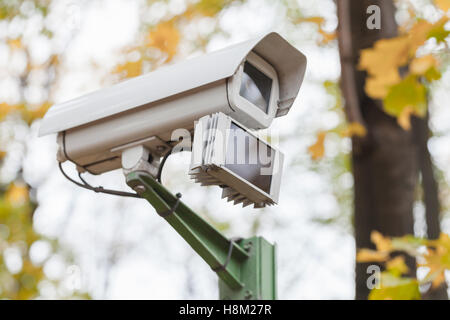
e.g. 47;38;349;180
219;237;277;300
126;171;276;300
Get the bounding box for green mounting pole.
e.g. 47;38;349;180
126;171;277;300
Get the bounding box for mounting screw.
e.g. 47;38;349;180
243;241;253;252
244;290;253;300
157;145;167;152
133;185;146;194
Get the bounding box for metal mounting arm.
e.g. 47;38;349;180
126;171;277;300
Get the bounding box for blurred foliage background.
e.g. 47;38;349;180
0;0;449;299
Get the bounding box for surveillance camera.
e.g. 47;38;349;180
39;32;306;176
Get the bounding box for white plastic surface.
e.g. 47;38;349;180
39;32;307;136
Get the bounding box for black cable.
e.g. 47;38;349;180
58;162;141;198
60;130;141;198
77;172;92;187
58;162;87;189
156;148;173;183
158;193;182;218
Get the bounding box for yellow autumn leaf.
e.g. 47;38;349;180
148;21;180;62
114;59;143;78
360;17;448;102
356;249;389;262
359;37;409;77
361;232;450;297
372;231;392;252
23;102;52;123
308;132;326;160
397;106;414;130
386;256;409;276
6;183;29;207
408;20;434;53
410;55;438;75
435;0;450;12
431;270;446;288
318;29;337;44
423;268;445;289
365;70;401;99
407;17;449;52
296;16;325;25
420;233;450;287
49;54;60;67
430;233;450;250
359;37;411;100
341;122;367;138
7;38;22;50
420;252;447;288
31;102;51;120
0;103;17;120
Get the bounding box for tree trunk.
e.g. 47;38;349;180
336;0;447;300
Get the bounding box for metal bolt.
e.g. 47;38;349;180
156;145;167;152
243;241;253;252
133;185;146;194
244;290;253;300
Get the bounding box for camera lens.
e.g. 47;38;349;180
239;61;273;113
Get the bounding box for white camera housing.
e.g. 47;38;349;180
39;32;306;175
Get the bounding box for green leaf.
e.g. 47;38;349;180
369;273;421;300
391;235;427;257
424;66;442;81
427;18;450;43
383;75;427;118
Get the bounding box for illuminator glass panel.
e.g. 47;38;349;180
224;123;274;194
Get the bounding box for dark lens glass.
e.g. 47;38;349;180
225;123;274;194
239;61;273;113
